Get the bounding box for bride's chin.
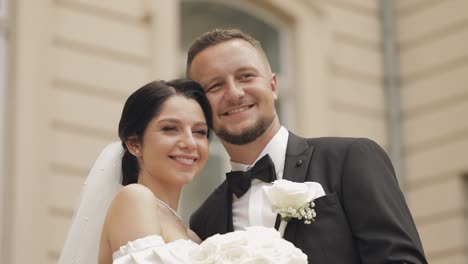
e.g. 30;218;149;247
176;175;197;185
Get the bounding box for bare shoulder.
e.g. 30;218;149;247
107;184;159;223
114;183;157;204
104;184;162;252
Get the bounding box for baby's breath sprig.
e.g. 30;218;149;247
273;201;317;224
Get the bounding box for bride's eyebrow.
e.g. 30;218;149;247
157;118;207;127
156;118;180;125
193;121;208;128
158;118;178;123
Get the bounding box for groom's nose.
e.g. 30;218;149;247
224;79;245;101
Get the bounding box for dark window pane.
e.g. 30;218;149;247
181;1;281;73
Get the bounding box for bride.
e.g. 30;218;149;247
58;79;213;264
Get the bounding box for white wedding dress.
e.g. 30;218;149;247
112;235;199;264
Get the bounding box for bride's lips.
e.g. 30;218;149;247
169;155;198;166
222;104;254;116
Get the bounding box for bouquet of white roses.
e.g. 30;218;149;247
189;226;307;264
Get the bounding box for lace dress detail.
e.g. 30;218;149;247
112;235;198;264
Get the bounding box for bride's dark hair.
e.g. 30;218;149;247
118;79;212;186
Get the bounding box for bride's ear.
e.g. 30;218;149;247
125;136;142;157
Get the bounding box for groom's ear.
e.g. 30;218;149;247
125;136;142;157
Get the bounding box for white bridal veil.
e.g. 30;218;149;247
58;142;123;264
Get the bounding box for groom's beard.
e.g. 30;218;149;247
216;115;274;145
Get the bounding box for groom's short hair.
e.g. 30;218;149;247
186;28;268;76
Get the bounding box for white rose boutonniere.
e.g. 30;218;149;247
263;179;325;237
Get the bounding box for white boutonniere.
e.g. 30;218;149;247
263;179;325;237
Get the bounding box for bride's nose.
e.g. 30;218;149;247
178;132;197;150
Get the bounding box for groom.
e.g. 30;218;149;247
187;28;427;263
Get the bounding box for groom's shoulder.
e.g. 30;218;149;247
204;180;229;202
192;181;228;216
304;136;377;147
306;136;361;146
302;136;381;155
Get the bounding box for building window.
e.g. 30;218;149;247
180;1;281;73
178;0;293;222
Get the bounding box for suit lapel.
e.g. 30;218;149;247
225;185;234;232
283;132;314;183
276;132;315;243
207;182;233;237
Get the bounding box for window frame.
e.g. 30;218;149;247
178;0;295;222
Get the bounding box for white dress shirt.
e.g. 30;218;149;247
230;126;289;230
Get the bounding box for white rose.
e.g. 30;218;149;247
189;241;218;264
251;235;307;264
255;242;285;262
218;244;252;263
263;179;325;209
285;247;309;264
273;239;308;264
192;231;249;263
217;231;251;263
192;226;308;264
215;230;248;250
241;254;275;264
243;226;279;246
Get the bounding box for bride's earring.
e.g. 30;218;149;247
125;136;141;157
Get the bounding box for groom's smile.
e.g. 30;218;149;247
223;104;254;117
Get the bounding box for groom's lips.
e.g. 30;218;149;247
222;104;254;116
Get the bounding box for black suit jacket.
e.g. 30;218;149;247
190;133;427;263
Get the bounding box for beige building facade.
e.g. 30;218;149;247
398;0;468;263
0;0;466;263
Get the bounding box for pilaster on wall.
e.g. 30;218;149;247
0;0;10;261
321;0;386;147
397;0;468;263
148;0;180;79
12;0;53;263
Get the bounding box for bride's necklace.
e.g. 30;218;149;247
154;196;183;222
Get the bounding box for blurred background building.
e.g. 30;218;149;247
0;0;467;263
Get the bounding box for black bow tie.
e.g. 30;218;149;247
226;154;276;198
